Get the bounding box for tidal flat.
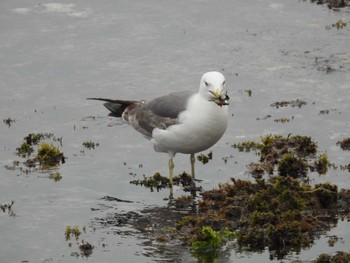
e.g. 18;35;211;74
1;0;349;262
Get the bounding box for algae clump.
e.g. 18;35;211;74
235;134;325;178
82;141;99;150
177;176;342;259
278;153;308;178
191;226;235;263
16;142;34;157
191;226;222;253
37;142;65;168
65;225;82;241
12;132;65;173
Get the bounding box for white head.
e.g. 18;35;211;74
199;71;229;107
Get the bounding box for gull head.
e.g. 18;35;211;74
199;71;229;107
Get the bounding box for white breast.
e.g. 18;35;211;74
151;93;228;155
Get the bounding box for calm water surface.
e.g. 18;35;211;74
0;0;349;262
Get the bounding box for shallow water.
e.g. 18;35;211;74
1;0;349;262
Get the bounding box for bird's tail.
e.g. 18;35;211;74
87;98;139;118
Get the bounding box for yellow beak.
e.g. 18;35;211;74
209;89;229;107
212;89;222;99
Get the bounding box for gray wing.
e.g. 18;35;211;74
145;91;195;118
125;91;195;139
88;91;195;139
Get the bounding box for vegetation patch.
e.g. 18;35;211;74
277;152;309;177
314;251;350;262
91;133;350;262
270;99;307;108
170;135;347;260
235;134;329;178
3;117;15;127
337;137;350;151
319;109;339;115
233;140;260;152
65;225;82;241
79;241;94;257
326;19;347;30
331;19;347;29
16;142;35;158
176;176;348;260
274;117;294;123
0;201;15;217
256;114;272;121
197;151;212;164
130;172;195;192
82;141;99;150
37;142;65;169
48;172;63;182
130;172;169;192
340;163;350;172
191;226;224;261
65;225;94;258
310;0;350;9
245;89;252;97
103;177;350;261
8;133;65;175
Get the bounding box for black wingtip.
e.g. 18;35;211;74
87;98;117;103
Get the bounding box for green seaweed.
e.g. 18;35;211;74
325;19;347;30
197;152;213;164
313;183;338;209
278;153;308;178
65;225;81;241
13;132;65;173
270;99;307;108
24;133;55;146
233;141;260;152
337;137;350;151
49;172;63;182
274;117;291;123
235;134;321;178
130;172;170;192
82;141;99;150
0;200;15;216
192;226;222;253
79;241;94;257
130;172;194;192
3;117;15;127
176;176;342;259
37;142;65;168
290;135;317;156
16;142;34;157
315;251;350;263
313;152;330;174
65;225;94;257
245;89;252;97
191;226;235;263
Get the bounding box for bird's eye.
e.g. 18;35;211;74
204;81;209;86
223;81;226;86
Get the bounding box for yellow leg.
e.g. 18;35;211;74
169;158;174;199
190;153;195;179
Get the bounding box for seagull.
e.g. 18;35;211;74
88;71;229;197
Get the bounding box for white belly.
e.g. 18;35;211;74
151;94;228;155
